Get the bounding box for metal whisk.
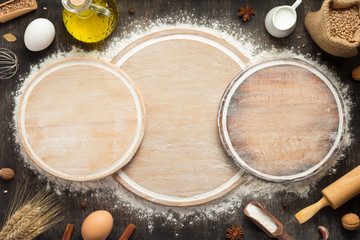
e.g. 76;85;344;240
0;48;18;79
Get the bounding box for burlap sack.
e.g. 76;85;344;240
305;0;360;57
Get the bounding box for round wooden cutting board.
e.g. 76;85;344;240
112;29;250;206
18;58;145;181
218;58;345;182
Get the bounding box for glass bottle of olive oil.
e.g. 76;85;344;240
62;0;118;43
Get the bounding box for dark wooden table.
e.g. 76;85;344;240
1;0;360;239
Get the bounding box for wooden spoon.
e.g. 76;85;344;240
244;201;296;240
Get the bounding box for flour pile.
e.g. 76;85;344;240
11;17;353;227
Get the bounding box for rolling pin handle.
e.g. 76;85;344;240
295;197;330;224
277;231;296;240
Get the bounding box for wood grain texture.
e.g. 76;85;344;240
1;0;360;239
112;29;249;206
219;59;345;182
18;58;145;181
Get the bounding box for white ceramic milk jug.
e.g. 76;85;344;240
265;0;302;38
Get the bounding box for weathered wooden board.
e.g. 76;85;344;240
18;58;145;181
218;59;345;182
112;29;250;206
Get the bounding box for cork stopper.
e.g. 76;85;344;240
70;0;85;7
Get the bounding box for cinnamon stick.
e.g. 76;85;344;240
62;223;74;240
119;223;136;240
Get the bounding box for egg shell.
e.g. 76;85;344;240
24;18;55;51
81;210;113;240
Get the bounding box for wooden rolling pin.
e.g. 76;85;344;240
295;165;360;224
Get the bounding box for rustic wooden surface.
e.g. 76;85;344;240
1;0;360;239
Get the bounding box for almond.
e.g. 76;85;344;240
0;168;15;180
2;33;17;42
351;66;360;80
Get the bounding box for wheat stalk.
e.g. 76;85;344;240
16;219;44;240
0;204;31;239
23;226;44;240
21;219;42;238
5;207;40;240
0;187;63;240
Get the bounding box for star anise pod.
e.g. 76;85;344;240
238;4;256;21
226;225;244;240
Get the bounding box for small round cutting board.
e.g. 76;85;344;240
218;58;345;182
18;58;145;181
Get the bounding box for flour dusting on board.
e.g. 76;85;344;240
12;16;353;225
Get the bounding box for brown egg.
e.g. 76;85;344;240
81;210;113;240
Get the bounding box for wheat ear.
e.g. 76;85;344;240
0;188;63;240
5;206;40;240
23;225;44;240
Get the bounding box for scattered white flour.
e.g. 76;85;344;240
11;16;353;228
245;203;278;233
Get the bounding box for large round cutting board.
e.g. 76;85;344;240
218;58;345;182
112;29;250;206
18;58;145;181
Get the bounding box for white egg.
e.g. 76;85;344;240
24;18;55;51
